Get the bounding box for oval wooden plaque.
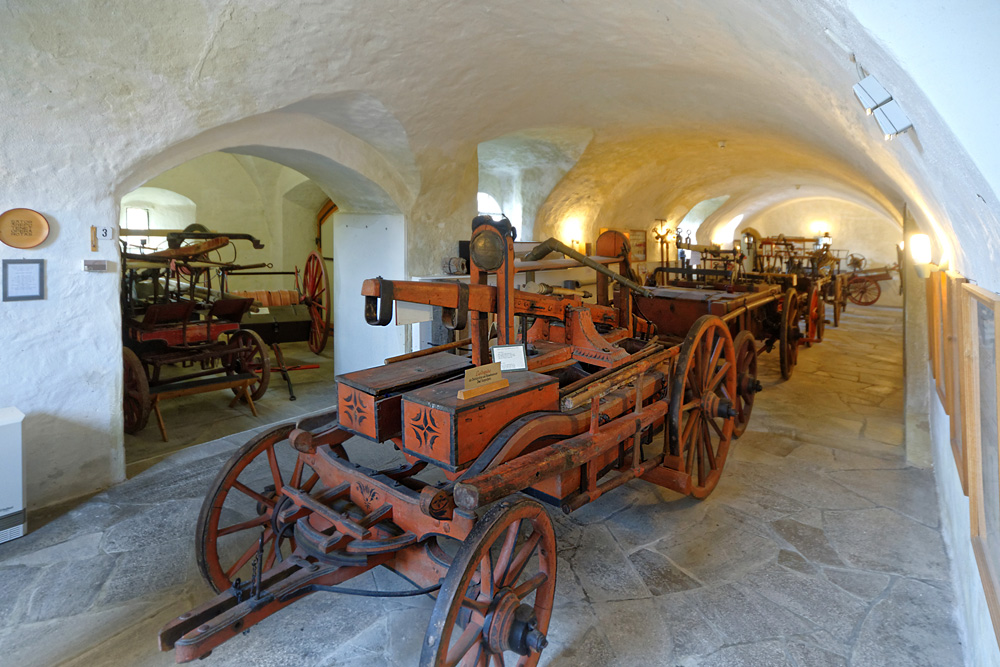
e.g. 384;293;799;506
0;208;50;249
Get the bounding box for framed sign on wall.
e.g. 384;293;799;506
962;282;1000;639
947;272;969;494
2;259;45;301
629;229;647;262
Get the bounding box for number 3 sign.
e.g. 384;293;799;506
90;225;114;251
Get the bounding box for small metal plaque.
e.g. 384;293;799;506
0;209;49;249
84;260;109;272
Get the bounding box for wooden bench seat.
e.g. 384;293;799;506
149;372;259;441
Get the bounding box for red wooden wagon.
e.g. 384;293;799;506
158;218;750;665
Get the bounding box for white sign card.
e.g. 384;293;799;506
396;300;434;326
491;344;528;371
2;259;44;301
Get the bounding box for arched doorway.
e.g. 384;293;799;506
116;110;412;475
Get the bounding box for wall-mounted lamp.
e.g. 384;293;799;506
873;100;913;140
853;74;913;140
910;233;935;278
818;232;833;247
853;75;891;115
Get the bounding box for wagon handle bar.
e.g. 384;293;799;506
523;237;653;298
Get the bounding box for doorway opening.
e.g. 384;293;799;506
119;152;340;476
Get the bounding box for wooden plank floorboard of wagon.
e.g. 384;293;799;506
0;306;967;667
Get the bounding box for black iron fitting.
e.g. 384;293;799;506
471;215;516;240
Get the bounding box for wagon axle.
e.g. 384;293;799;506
701;393;738;419
483;592;549;655
739;374;764;396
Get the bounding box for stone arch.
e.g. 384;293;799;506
115;108;413;379
116;109;414;216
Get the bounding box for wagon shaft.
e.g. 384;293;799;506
161;556;383;662
159;430;476;663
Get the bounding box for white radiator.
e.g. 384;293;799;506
0;407;25;544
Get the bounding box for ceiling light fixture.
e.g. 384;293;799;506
872;100;913;140
853;74;913;140
853;75;891;115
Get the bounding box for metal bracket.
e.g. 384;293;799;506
364;277;394;326
441;283;469;330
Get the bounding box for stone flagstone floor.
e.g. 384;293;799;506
0;306;967;666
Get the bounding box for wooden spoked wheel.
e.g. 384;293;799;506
123;347;150;433
196;423;318;593
847;277;881;306
817;295;826;341
226;329;271;401
732;331;759;438
805;286;822;346
779;288;800;380
421;498;557;667
833;277;842;327
847;253;867;271
302;251;331;354
667;315;737;499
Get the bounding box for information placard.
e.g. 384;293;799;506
491;344;528;371
464;362;503;389
458;362;508;400
2;259;44;301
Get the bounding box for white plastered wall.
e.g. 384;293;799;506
137;153;332;293
280;179;328;292
119;187;197;246
833;2;1000;660
332;213;407;374
0;198;124;508
141;153;280;290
